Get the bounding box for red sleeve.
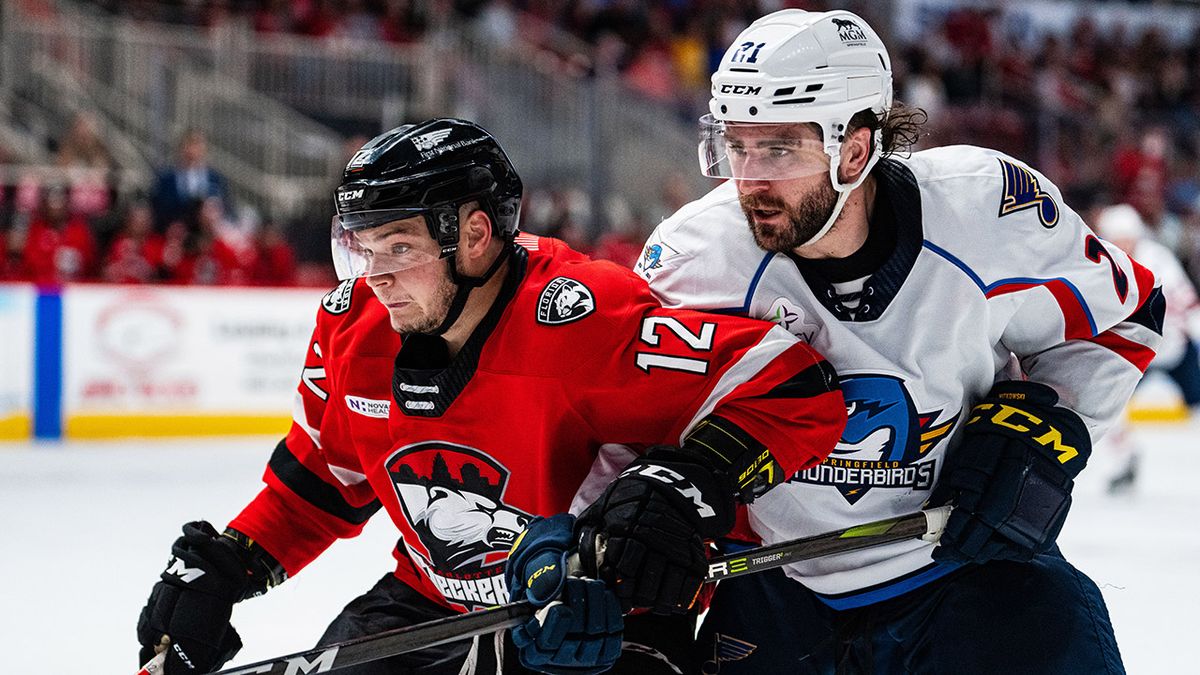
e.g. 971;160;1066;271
566;268;845;478
228;314;381;576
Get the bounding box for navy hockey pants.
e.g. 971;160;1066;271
695;549;1124;675
317;572;695;674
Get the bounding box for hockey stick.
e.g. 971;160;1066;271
138;506;950;675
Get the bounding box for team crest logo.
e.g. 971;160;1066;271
765;297;820;343
387;442;532;609
702;634;758;674
634;240;680;278
641;244;664;270
791;374;957;505
832;18;869;46
537;277;595;325
998;159;1059;228
412;129;452;151
321;279;354;315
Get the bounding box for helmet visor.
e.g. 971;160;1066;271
699;114;830;181
331;209;443;280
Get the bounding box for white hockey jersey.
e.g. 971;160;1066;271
1130;238;1199;369
636;145;1164;608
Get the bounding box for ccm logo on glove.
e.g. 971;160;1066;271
967;402;1080;464
619;463;716;519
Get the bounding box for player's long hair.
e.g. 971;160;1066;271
849;101;928;159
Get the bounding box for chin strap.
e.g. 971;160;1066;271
426;241;513;336
799;187;853;248
798;128;883;248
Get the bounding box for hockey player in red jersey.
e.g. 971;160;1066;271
135;118;846;674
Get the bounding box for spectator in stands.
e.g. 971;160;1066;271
102;200;165;284
252;222;297;286
296;0;339;39
54;112;113;171
20;185;97;284
151;129;231;231
169;198;244;286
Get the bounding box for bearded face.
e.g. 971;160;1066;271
738;177;840;253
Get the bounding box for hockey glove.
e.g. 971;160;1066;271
505;514;623;675
137;521;285;673
576;445;737;615
931;381;1092;564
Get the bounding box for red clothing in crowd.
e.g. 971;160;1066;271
103;234;167;283
253;238;297;286
170;237;247;285
22;215;97;284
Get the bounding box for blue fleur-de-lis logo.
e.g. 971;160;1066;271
997;159;1059;228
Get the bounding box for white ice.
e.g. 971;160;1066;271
1;422;1197;674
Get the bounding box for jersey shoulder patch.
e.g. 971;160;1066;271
996;158;1059;228
321;279;355;315
536;276;596;325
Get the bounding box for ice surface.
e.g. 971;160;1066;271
1;423;1196;673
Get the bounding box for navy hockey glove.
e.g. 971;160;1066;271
137;521;285;673
576;445;737;615
932;381;1092;564
505;514;623;675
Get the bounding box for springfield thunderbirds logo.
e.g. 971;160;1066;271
791;374;957;504
387;442;531;610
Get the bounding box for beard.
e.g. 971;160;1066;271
739;180;839;252
390;268;458;335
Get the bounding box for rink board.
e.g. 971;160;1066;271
0;283;322;440
0;284;34;440
0;282;1191;439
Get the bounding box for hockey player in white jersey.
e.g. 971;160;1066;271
1091;203;1200;492
628;9;1164;674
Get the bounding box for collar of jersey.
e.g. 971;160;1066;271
788;158;923;322
391;244;529;417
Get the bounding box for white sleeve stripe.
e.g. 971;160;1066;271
292;391;322;449
678;324;799;443
1104;319;1161;347
328;464;368;487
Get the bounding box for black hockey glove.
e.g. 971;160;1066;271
137;521;285;673
576;446;737;615
931;381;1092;565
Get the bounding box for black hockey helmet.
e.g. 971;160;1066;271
331;118;523;280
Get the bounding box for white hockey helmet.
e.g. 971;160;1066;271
1094;204;1146;242
700;9;893;245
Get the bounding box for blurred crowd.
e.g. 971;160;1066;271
0;120;301;286
86;0;433;43
10;0;1200;289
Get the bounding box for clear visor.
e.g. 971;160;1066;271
698;114;831;181
331;209;444;280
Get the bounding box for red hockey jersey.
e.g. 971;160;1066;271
230;234;845;611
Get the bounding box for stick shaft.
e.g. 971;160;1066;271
211;601;534;674
189;507;948;674
705;506;948;580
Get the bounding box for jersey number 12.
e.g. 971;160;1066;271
636;316;716;374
